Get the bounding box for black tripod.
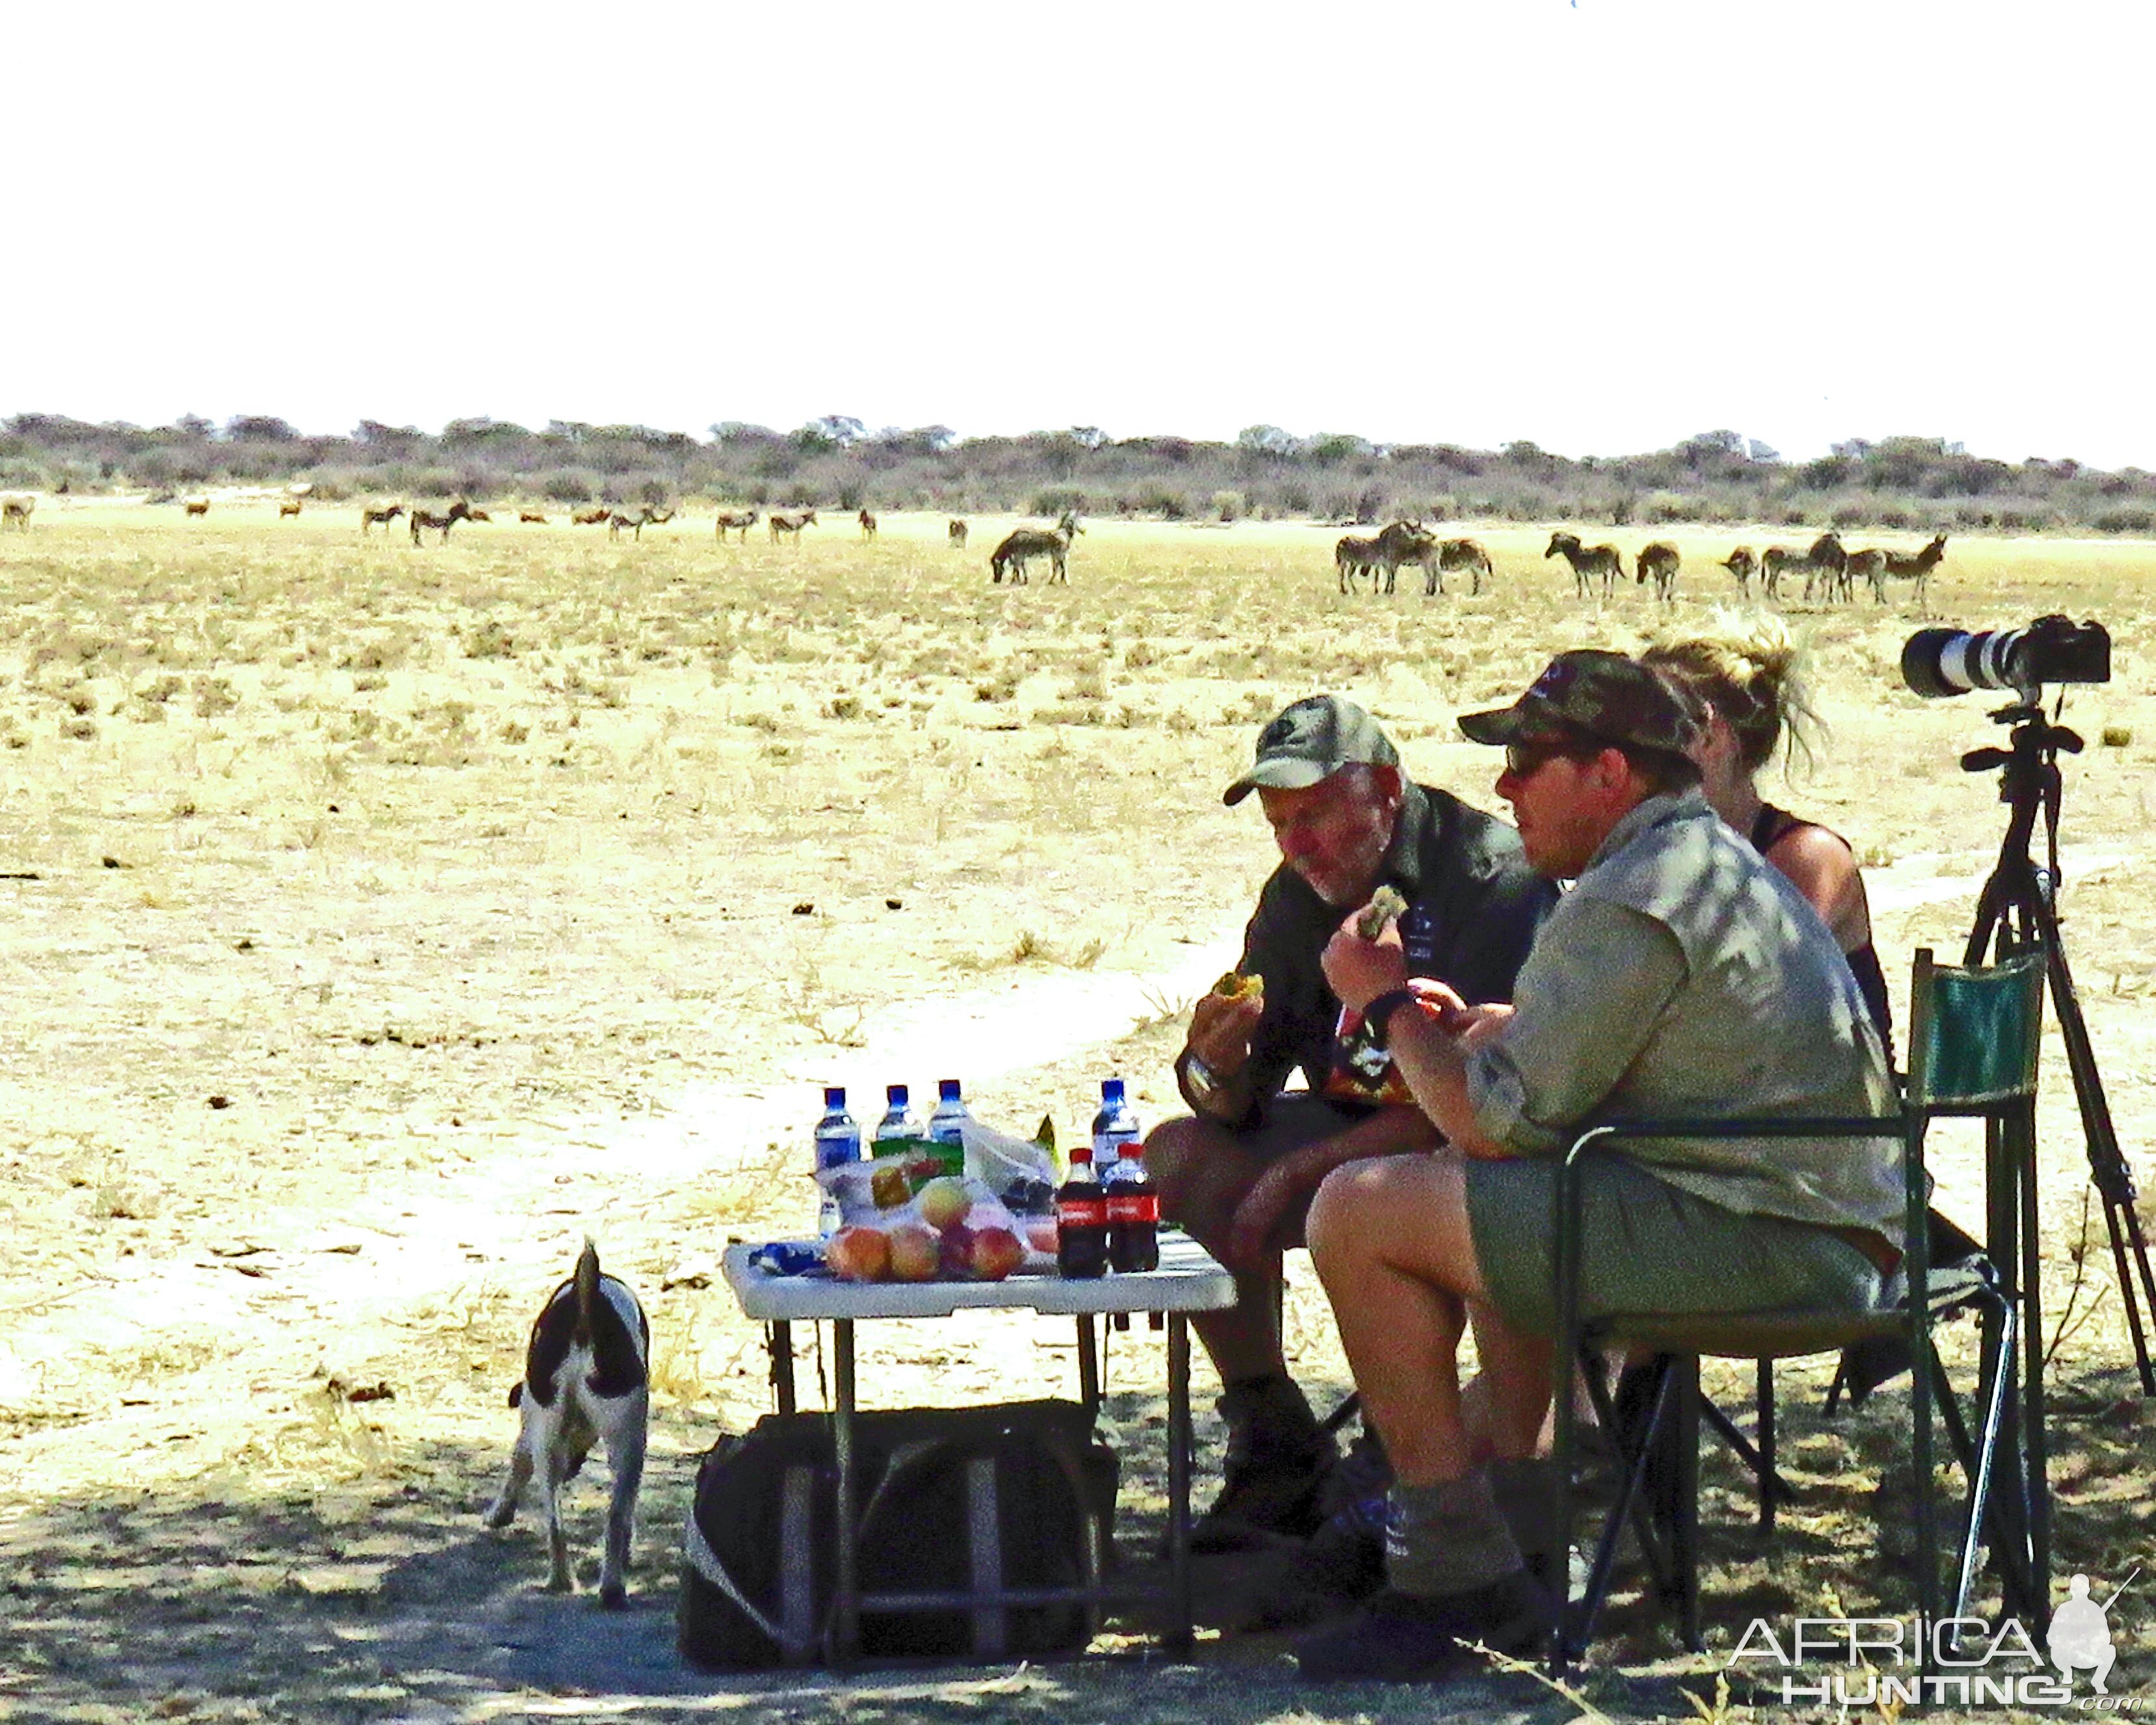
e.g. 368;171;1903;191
1962;695;2156;1395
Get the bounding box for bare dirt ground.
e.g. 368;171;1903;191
1;505;2152;1722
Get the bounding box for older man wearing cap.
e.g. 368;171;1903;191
1145;693;1554;1552
1288;649;1902;1681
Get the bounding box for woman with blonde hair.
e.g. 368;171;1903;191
1642;613;1893;1052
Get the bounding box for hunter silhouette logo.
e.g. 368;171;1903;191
2049;1570;2134;1694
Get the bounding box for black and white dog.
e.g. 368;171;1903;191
484;1240;650;1607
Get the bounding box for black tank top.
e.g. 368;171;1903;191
1751;803;1895;1061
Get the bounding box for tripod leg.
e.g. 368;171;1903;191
2029;876;2156;1395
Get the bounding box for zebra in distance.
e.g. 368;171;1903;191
1636;541;1681;602
989;511;1080;585
1545;531;1624;597
1335;533;1381;594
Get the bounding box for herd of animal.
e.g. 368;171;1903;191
1331;525;1947;611
0;493;1950;608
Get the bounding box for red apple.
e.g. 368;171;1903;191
968;1226;1025;1283
938;1222;977;1279
887;1223;940;1282
825;1226;891;1283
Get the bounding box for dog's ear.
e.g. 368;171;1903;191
508;1382;524;1408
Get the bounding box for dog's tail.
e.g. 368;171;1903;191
574;1238;602;1350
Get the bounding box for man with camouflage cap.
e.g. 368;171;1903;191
1291;649;1901;1683
1146;693;1554;1552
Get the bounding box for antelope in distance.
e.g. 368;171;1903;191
857;508;877;539
1760;531;1846;602
1368;520;1442;596
1335;533;1381;594
713;508;758;542
769;508;819;543
989;511;1080;585
278;498;303;520
361;503;406;535
1801;531;1850;602
183;498;211;518
409;500;473;545
572;505;613;526
1;495;33;531
1428;537;1493;597
1882;532;1948;613
519;510;548;524
947;518;968;550
1845;547;1889;602
1721;546;1758;594
608;507;672;540
1636;541;1681;602
1545;530;1625;597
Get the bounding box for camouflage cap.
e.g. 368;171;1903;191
1458;649;1704;755
1223;695;1400;807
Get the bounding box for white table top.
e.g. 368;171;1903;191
723;1233;1238;1322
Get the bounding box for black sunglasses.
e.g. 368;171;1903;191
1503;738;1578;777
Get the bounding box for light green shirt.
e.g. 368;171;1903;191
1464;790;1904;1244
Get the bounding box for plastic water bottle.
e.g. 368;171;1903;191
814;1087;860;1237
925;1078;972;1146
1091;1078;1140;1163
874;1084;921;1143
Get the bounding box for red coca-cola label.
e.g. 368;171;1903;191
1058;1194;1108;1228
1106;1192;1158;1225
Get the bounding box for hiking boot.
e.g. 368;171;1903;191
1188;1376;1336;1553
1294;1571;1554;1682
1246;1491;1390;1629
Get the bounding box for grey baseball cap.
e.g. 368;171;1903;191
1223;695;1400;807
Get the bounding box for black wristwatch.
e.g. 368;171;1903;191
1363;987;1420;1050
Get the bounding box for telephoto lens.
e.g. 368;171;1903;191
1901;626;2027;698
1900;616;2110;699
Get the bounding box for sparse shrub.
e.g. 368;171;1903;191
1029;487;1085;518
825;693;864;719
1212;490;1247;522
193;676;240;717
463;621;514;660
1123;639;1158;670
2101;725;2132;747
539;469;599;503
2092;507;2156;534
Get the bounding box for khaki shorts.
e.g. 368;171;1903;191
1463;1151;1882;1337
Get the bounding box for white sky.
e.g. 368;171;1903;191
10;0;2154;468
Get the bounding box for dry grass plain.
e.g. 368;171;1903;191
2;501;2153;1722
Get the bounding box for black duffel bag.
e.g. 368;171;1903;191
678;1398;1118;1669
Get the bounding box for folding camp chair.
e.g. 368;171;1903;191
1547;946;2046;1674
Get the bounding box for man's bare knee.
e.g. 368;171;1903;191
1307;1152;1483;1295
1146;1115;1256;1237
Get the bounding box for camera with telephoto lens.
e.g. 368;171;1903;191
1900;615;2111;699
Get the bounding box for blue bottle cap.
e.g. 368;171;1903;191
887;1084;909;1106
1102;1077;1125;1103
939;1078;962;1101
825;1086;845;1108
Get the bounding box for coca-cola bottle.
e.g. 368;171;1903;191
1055;1142;1108;1279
